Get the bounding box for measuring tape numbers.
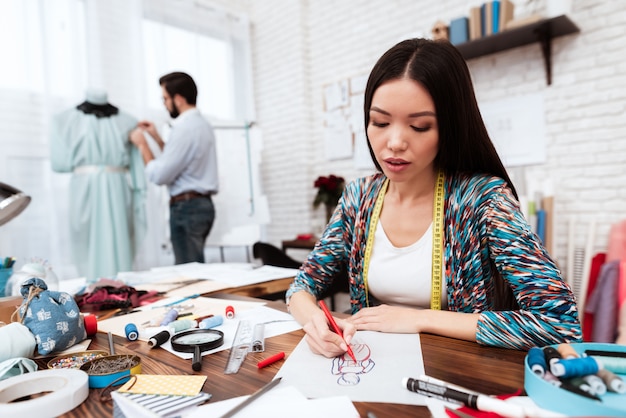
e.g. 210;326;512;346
363;171;445;310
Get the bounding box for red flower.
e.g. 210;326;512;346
313;174;345;209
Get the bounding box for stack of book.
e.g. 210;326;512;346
448;0;515;45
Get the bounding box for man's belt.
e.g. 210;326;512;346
169;191;212;205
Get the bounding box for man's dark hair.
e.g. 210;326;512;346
159;72;198;105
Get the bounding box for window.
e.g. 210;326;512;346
141;4;254;123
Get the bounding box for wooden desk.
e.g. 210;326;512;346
217;276;294;299
46;297;526;418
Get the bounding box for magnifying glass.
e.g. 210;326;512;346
170;329;224;371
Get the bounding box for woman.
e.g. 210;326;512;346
287;38;581;355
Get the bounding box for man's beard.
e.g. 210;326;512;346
169;102;180;118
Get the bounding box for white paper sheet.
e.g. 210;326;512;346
275;331;426;405
185;385;360;418
151;305;301;359
96;297;266;340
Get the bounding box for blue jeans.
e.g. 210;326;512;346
169;196;215;264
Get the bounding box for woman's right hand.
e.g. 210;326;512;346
302;308;356;358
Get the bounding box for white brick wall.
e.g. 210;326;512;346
244;0;626;278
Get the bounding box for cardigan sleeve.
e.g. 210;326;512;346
475;183;582;349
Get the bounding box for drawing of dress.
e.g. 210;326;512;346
331;342;375;385
50;90;146;282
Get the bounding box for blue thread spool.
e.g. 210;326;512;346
528;347;546;377
160;308;179;326
552;357;599;378
199;315;224;329
124;323;139;341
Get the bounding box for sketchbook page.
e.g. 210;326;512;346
275;331;426;405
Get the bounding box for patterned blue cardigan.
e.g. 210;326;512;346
287;172;582;350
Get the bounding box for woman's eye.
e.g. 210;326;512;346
371;121;388;128
411;125;430;133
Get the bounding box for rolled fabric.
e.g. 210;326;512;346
0;323;36;362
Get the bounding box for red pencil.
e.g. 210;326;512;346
318;300;357;362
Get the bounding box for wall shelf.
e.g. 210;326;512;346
455;15;580;85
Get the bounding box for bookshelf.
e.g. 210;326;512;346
455;15;580;85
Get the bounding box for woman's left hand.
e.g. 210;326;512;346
347;304;420;333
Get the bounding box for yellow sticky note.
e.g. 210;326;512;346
118;374;207;396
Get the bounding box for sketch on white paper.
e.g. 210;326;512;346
331;341;375;386
275;331;426;405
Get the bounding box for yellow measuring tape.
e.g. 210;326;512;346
363;171;445;310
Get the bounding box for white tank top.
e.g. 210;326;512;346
368;221;447;309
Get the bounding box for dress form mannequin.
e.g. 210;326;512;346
50;89;146;281
77;88;118;118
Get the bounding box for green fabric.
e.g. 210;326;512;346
50;108;146;281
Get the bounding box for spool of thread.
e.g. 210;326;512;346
148;330;171;348
125;323;139;341
527;347;547;377
160;308;179;326
83;314;98;336
225;305;235;319
542;371;561;386
591;356;626;374
581;374;606;396
567;377;597;398
199;315;224;329
556;343;579;359
168;319;197;333
551;356;600;378
596;368;626;394
543;346;562;371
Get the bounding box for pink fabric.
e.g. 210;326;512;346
606;220;626;262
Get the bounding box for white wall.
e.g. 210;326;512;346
245;0;626;279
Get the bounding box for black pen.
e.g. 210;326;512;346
403;375;527;418
219;377;282;418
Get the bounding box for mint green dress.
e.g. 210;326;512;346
50;107;147;282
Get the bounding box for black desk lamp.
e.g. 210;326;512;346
0;182;31;226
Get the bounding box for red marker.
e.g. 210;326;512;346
225;305;235;319
257;351;285;368
318;300;357;362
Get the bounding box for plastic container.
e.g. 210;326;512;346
5;260;59;297
524;342;626;416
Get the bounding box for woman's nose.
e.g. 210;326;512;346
387;127;408;151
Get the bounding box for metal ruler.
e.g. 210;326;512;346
224;320;254;374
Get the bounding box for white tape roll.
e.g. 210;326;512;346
0;368;89;417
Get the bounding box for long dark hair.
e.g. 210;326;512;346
364;38;518;200
364;38;518;310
